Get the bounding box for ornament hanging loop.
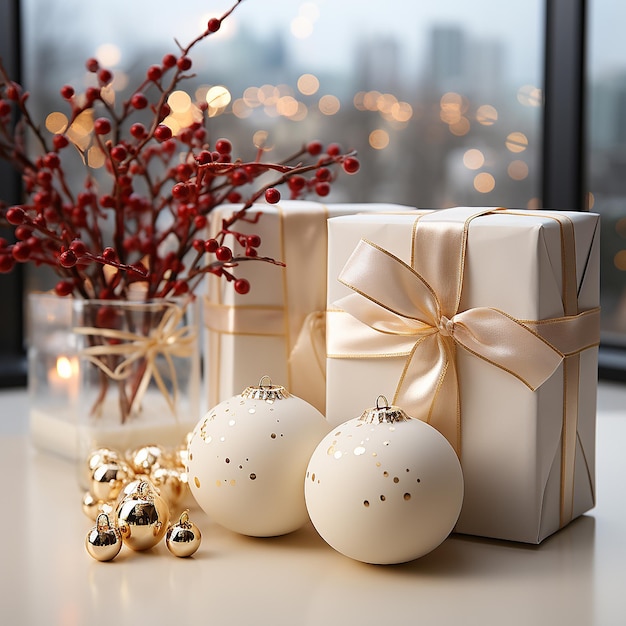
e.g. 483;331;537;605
360;396;412;424
242;375;290;401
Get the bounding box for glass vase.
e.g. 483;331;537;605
27;293;201;475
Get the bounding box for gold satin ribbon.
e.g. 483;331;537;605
74;301;196;418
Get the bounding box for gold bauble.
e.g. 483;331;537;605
165;510;201;558
150;466;186;509
85;513;122;562
126;444;165;475
82;447;120;490
90;459;135;502
116;480;170;551
82;491;115;521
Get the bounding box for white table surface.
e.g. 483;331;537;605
1;381;625;626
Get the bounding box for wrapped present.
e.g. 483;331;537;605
325;207;600;543
204;201;415;413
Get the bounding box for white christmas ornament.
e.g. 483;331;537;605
187;377;330;537
305;397;464;564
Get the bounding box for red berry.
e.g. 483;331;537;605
265;188;281;204
98;69;113;85
43;153;61;169
0;254;15;272
60;85;75;100
227;191;242;203
207;18;221;32
69;239;87;255
288;176;306;192
215;138;232;155
343;156;360;174
85;87;100;104
131;93;148;109
231;170;249;186
101;247;117;263
147;65;162;81
58;249;77;267
247;234;261;248
130;123;147;139
12;241;31;262
0;100;11;117
234;278;250;295
177;56;192;71
172;183;190;200
215;246;232;262
307;140;323;156
196;150;213;165
154;125;172;142
100;195;116;208
326;143;342;157
204;239;219;253
54;281;74;297
5;84;19;101
245;247;258;258
315;167;332;182
162;54;177;68
6;207;25;225
315;182;331;197
192;239;205;252
194;215;208;229
94;117;111;135
53;135;69;150
15;226;32;240
86;57;99;72
110;145;127;161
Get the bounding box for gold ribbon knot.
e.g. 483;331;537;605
74;300;196;418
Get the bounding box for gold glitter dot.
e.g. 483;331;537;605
354;446;366;456
404;493;411;500
311;473;316;482
271;433;277;439
334;431;341;436
194;476;201;488
215;480;221;487
393;477;399;483
225;458;230;463
372;452;377;457
383;471;389;477
189;452;193;460
376;462;381;467
363;500;370;507
249;473;256;480
327;445;335;455
230;479;236;486
380;495;386;502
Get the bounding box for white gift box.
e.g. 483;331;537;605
325;207;600;543
204;201;415;413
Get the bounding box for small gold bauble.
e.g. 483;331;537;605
126;444;165;475
116;480;170;551
82;447;120;490
90;459;135;502
85;513;122;561
165;510;201;557
150;466;186;509
82;491;115;521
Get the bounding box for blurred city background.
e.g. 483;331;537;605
20;0;626;344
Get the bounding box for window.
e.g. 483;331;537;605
1;0;623;385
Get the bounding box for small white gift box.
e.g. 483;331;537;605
204;201;415;413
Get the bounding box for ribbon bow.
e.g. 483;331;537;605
334;238;577;454
75;301;196;418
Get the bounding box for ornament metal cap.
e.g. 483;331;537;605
241;375;290;401
359;395;412;424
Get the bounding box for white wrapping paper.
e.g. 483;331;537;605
326;208;600;543
204;201;415;412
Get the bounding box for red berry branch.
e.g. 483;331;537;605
0;0;359;300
